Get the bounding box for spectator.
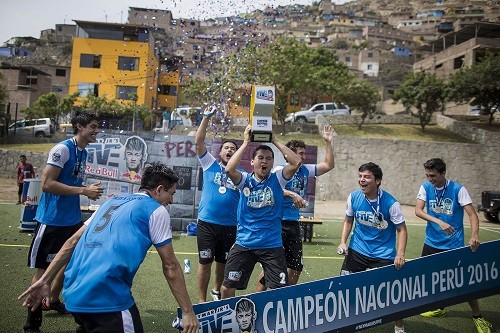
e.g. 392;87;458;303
17;155;35;204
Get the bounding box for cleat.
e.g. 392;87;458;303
420;309;446;317
210;289;220;301
473;317;492;333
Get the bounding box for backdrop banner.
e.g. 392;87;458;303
178;240;500;333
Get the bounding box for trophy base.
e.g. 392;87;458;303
251;131;272;142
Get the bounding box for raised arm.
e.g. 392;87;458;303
272;134;301;180
316;124;335;176
18;224;87;310
195;106;216;156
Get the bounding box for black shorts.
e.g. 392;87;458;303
281;220;303;271
72;303;143;333
196;220;236;265
223;244;288;290
421;243;445;257
340;248;393;275
28;222;83;269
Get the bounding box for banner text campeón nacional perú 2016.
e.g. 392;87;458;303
178;240;500;333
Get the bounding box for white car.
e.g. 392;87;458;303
285;103;350;123
8;118;55;137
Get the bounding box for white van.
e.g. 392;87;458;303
285;103;350;123
8;118;55;137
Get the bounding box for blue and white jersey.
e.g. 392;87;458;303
36;138;86;226
274;164;316;222
346;189;405;260
197;151;239;226
234;169;289;249
63;193;172;313
417;180;470;250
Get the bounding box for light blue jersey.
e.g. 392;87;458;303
418;180;468;250
277;164;316;222
347;189;405;260
36;139;86;226
63;193;172;313
197;151;239;226
234;170;289;249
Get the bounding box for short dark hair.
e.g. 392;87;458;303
125;136;145;152
71;112;98;134
20;155;27;159
285;140;306;153
359;162;383;181
252;145;274;159
236;298;255;314
139;162;179;191
220;140;238;152
423;158;446;173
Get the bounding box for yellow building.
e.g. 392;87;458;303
69;21;160;110
157;71;178;111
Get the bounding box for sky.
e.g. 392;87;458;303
0;0;332;44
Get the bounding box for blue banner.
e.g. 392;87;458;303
178;240;500;333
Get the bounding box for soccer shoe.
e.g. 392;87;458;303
24;329;41;333
473;317;492;333
41;298;69;315
394;326;406;333
211;289;221;301
420;309;446;317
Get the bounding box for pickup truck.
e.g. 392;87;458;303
477;191;500;223
285;103;350;123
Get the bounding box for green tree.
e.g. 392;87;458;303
392;71;447;132
25;92;79;126
338;79;381;129
447;52;500;126
0;72;9;139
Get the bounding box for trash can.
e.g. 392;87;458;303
19;178;42;231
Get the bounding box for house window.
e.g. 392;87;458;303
80;54;101;68
193;45;199;50
118;56;140;71
78;83;99;97
55;68;66;76
158;84;177;95
290;93;299;106
453;56;464;69
116;86;137;100
52;85;63;92
345;56;351;62
368;52;373;58
192;54;199;61
367;64;373;70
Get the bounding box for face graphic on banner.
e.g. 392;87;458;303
235;298;256;333
122;136;148;182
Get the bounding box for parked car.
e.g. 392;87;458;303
8;118;55;137
477;191;500;223
285;103;350;123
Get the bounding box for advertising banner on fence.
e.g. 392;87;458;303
178;240;500;333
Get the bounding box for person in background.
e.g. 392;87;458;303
162;109;171;132
338;162;408;333
19;162;199;333
195;105;240;302
415;158;492;333
256;124;335;291
22;112;104;333
221;125;301;298
17;154;35;204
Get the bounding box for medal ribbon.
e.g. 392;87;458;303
364;189;382;221
433;181;447;211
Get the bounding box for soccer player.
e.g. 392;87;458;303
195;106;240;302
19;163;199;333
338;162;408;333
22;112;104;333
416;158;492;333
221;125;301;298
256;124;335;290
